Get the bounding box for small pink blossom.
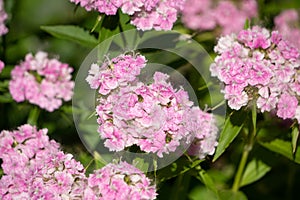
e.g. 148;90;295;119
9;51;74;112
277;93;298;119
86;53;146;95
186;107;219;159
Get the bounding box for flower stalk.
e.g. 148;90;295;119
232;103;257;192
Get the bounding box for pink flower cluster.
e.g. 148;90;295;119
84;161;157;199
69;0;185;30
0;60;4;74
86;54;146;95
186;107;219;159
182;0;258;35
9;51;75;112
86;53;218;158
210;26;300;121
274;9;300;50
0;0;8;36
0;124;157;199
0;124;87;199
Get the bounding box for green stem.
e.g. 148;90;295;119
232;146;250;192
232;104;257;192
27;106;40;125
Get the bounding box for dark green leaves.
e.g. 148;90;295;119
156;156;202;182
213;112;246;162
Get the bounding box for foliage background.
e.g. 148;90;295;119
1;0;300;199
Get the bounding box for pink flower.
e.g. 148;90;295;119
0;124;87;199
88;52;219;158
70;0;184;30
86;53;146;95
0;0;8;36
181;0;258;35
9;51;74;112
84;161;157;200
211;26;300;122
186;107;219;159
0;60;4;73
274;9;300;50
277;93;298;119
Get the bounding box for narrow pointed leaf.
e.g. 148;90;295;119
41;25;98;47
240;159;271;187
213;113;245;162
292;125;299;153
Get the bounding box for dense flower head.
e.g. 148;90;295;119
0;0;8;36
96;72;195;157
181;0;258;35
84;161;157;200
0;60;4;74
0;124;87;199
87;52;219;159
274;9;300;50
69;0;185;30
210;26;300;121
86;53;147;95
9;51;75;112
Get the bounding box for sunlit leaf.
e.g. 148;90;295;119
291;125;299;153
243;19;250;30
240;159;271;187
93;151;107;169
258;138;300;164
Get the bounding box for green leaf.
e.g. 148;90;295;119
258;138;300;164
93;151;107;169
213;112;245;162
243;19;250;30
27;106;40;125
189;186;218;200
292;125;299;153
41;25;98;47
240;159;271;187
133;158;149;173
218;190;247;200
0;93;13;103
197;169;218;195
156;157;202;182
98;14;120;42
